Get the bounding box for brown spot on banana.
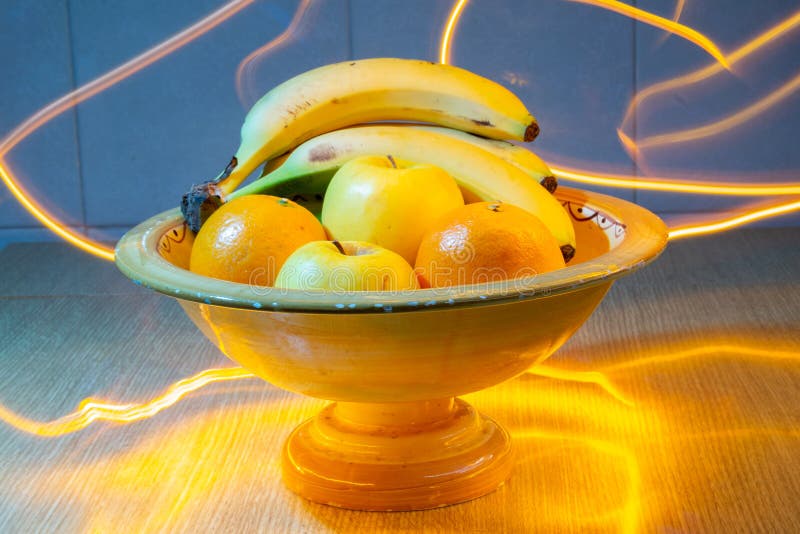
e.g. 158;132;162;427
308;143;338;162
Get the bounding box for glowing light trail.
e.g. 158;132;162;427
634;71;800;149
439;0;468;64
527;365;635;407
439;0;728;70
667;199;800;240
0;0;252;159
0;160;115;261
552;164;800;196
654;0;686;46
0;367;255;437
567;0;729;69
620;10;800;134
0;362;634;437
0;0;255;261
235;0;314;106
516;430;641;534
604;342;800;372
438;0;800;230
671;0;686;24
3;0;796;257
4;338;798;439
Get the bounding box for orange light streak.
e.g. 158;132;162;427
671;0;686;24
619;10;800;133
568;0;729;69
235;0;314;106
667;198;800;240
3;0;794;259
0;160;115;261
527;365;635;407
0;0;252;159
551;164;800;196
1;361;640;438
0;0;254;261
516;430;641;534
439;0;468;64
0;367;255;437
634;71;800;149
654;0;686;46
438;0;800;233
604;342;800;372
2;333;796;489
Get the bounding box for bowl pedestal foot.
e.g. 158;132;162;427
282;397;513;511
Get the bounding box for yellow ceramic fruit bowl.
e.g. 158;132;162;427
115;187;667;511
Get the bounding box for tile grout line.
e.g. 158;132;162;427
63;0;89;233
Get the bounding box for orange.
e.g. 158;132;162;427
189;195;326;285
414;202;565;288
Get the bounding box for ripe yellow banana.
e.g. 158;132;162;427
397;125;558;193
231;125;576;260
224;58;537;191
260;125;558;193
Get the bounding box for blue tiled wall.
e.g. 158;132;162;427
1;0;798;248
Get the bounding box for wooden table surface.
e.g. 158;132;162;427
0;228;798;533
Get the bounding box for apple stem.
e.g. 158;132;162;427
386;155;397;169
332;240;347;255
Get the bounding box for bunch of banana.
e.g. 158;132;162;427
228;125;576;261
180;57;577;260
260;124;558;193
180;58;539;231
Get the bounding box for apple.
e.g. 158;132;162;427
321;155;464;264
274;240;419;292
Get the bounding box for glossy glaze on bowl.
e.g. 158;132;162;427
115;186;667;510
117;187;665;314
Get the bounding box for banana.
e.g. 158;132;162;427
229;58;539;192
260;125;558;193
261;152;291;175
182;58;540;231
231;125;576;261
394;125;558;194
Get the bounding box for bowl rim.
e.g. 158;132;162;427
115;187;668;314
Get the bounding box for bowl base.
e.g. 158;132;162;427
282;397;513;511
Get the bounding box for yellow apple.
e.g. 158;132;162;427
321;155;464;264
274;240;419;292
